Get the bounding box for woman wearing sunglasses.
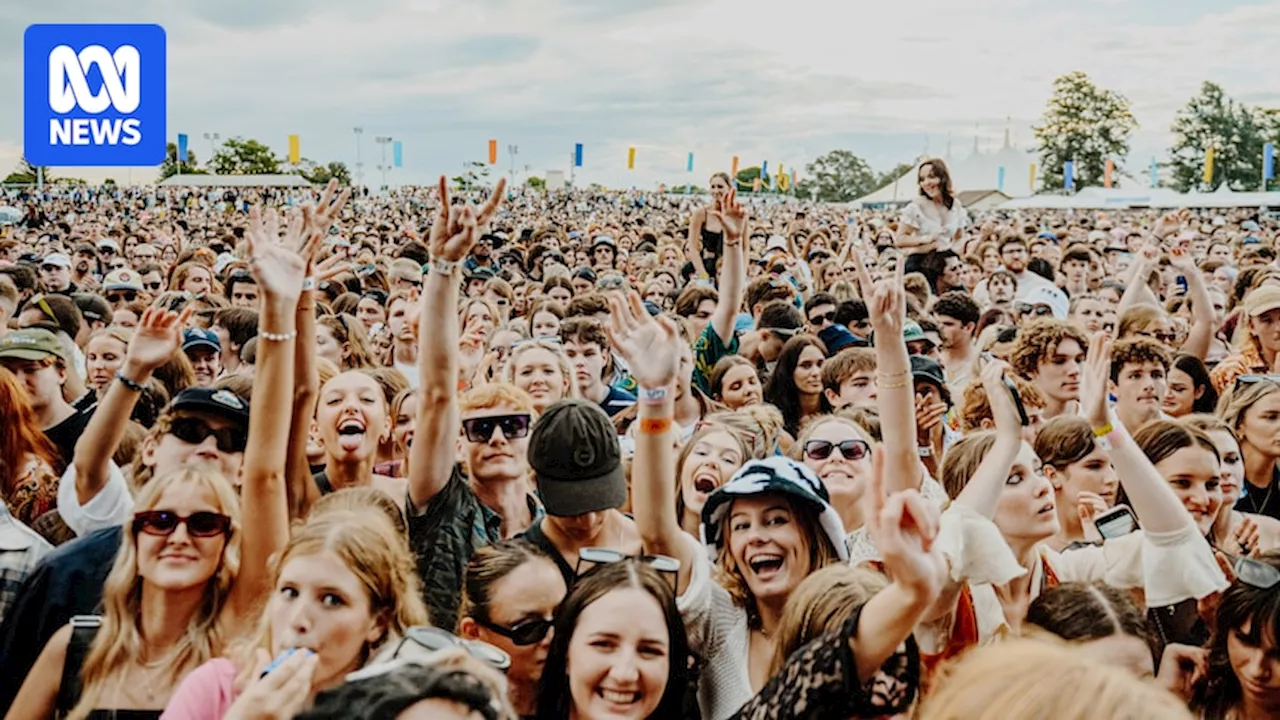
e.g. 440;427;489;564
458;539;568;719
162;508;430;719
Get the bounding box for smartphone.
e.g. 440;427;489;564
983;353;1029;426
1175;275;1188;295
1094;504;1138;540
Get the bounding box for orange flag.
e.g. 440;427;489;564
488;139;498;165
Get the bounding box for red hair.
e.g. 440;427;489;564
0;367;59;496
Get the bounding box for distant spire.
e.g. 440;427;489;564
1004;116;1011;149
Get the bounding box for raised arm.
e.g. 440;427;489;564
408;177;506;508
1082;334;1196;534
708;189;747;345
952;360;1025;517
1117;239;1162;314
867;261;921;495
687;207;709;279
228;202;319;618
71;305;190;504
607;291;694;592
1169;248;1214;361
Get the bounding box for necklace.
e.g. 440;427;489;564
1245;477;1277;516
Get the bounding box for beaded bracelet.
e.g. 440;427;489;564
114;370;144;392
431;258;460;276
259;329;299;342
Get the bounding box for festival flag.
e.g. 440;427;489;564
1063;160;1075;191
488;139;498;165
1264;143;1275;181
1104;158;1114;188
687;152;694;173
1029;163;1036;191
776;164;783;190
628;146;636;170
791;168;797;187
731;155;740;178
1150;157;1159;188
176;133;188;166
574;143;584;167
752;177;762;192
393;141;403;168
779;169;790;191
288;134;300;165
1203;147;1215;185
997;166;1005;192
761;161;769;183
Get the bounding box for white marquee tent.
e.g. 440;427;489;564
853;143;1037;207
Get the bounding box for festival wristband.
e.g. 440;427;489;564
1092;422;1113;438
639;418;673;435
638;386;670;404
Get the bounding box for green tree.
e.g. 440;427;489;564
526;176;546;190
669;184;704;194
874;161;917;190
1168;82;1276;192
3;157;53;184
802;150;878;202
735;166;762;191
295;159;351;185
158;142;202;180
1033;71;1138;192
452;161;491;192
208;137;281;175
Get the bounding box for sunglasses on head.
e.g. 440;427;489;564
389;626;511;671
574;547;681;592
168;416;248;453
803;438;871;462
461;413;531;443
107;291;138;303
1225;553;1280;589
132;510;232;538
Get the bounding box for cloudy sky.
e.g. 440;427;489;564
2;0;1279;189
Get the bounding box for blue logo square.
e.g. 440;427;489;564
24;24;167;167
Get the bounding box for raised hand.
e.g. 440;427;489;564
429;176;507;263
1233;514;1261;557
1153;209;1191;241
605;291;682;391
707;188;747;242
978;357;1023;434
868;259;906;336
1078;491;1109;542
1157;644;1208;702
865;446;945;602
1168;246;1197;275
1081;333;1112;428
125;305;193;374
245;205;319;303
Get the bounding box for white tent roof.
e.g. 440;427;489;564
998;186;1280;210
157;174;313;187
853;144;1037;206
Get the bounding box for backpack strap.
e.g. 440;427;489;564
55;615;102;716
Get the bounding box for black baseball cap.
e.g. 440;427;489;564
910;355;951;405
169;387;251;429
528;399;625;516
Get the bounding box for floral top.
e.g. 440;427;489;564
5;456;57;528
899;198;970;254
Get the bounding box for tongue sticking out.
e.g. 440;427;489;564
337;433;365;452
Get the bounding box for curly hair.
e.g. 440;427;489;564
1109;336;1170;382
1009;318;1088;380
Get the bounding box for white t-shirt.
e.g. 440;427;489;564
57;460;133;536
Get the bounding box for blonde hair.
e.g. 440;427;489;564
69;469;242;720
919;639;1192;720
1217;376;1280;433
237;509;429;684
768;565;887;676
505;341;573;405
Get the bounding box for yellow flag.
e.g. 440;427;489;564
288;135;300;165
1029;163;1037;191
1204;147;1215;185
628;146;636;170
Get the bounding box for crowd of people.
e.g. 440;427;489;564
0;160;1276;719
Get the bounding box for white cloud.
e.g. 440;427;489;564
1;0;1277;189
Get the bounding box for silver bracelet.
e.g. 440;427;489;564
430;258;460;276
258;329;298;342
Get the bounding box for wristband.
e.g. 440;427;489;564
258;329;299;342
114;370;144;392
1092;422;1113;438
301;276;316;291
638;386;670;404
431;258;460;276
639;417;673;435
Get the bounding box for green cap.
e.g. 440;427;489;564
0;328;67;362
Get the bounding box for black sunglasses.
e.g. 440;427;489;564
1139;330;1178;345
1015;303;1055;317
808;311;836;326
144;281;163;291
107;291;138;303
461;414;531;443
475;615;554;647
803;438;872;462
168;416;248;453
132;510;232;538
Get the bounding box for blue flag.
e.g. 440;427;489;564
761;160;769;181
997;166;1005;192
574;143;583;167
1063;160;1075;190
1266;143;1275;181
393;141;402;168
687;152;694;172
177;133;187;164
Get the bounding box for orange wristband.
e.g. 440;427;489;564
639;418;673;435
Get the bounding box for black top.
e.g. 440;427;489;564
518;522;575;588
45;405;95;472
0;526;122;710
1236;469;1280;521
700;224;724;262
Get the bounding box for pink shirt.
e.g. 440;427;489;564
160;658;239;720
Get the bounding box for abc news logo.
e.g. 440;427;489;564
48;44;143;147
24;24;166;167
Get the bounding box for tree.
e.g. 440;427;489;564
1167;82;1277;192
526;176;546;190
669;184;704;194
158;142;203;180
875;161;916;190
208;137;281;175
802;150;878;202
451;161;491;192
3;157;53;184
735;166;763;191
295;159;351;185
1033;71;1138;192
